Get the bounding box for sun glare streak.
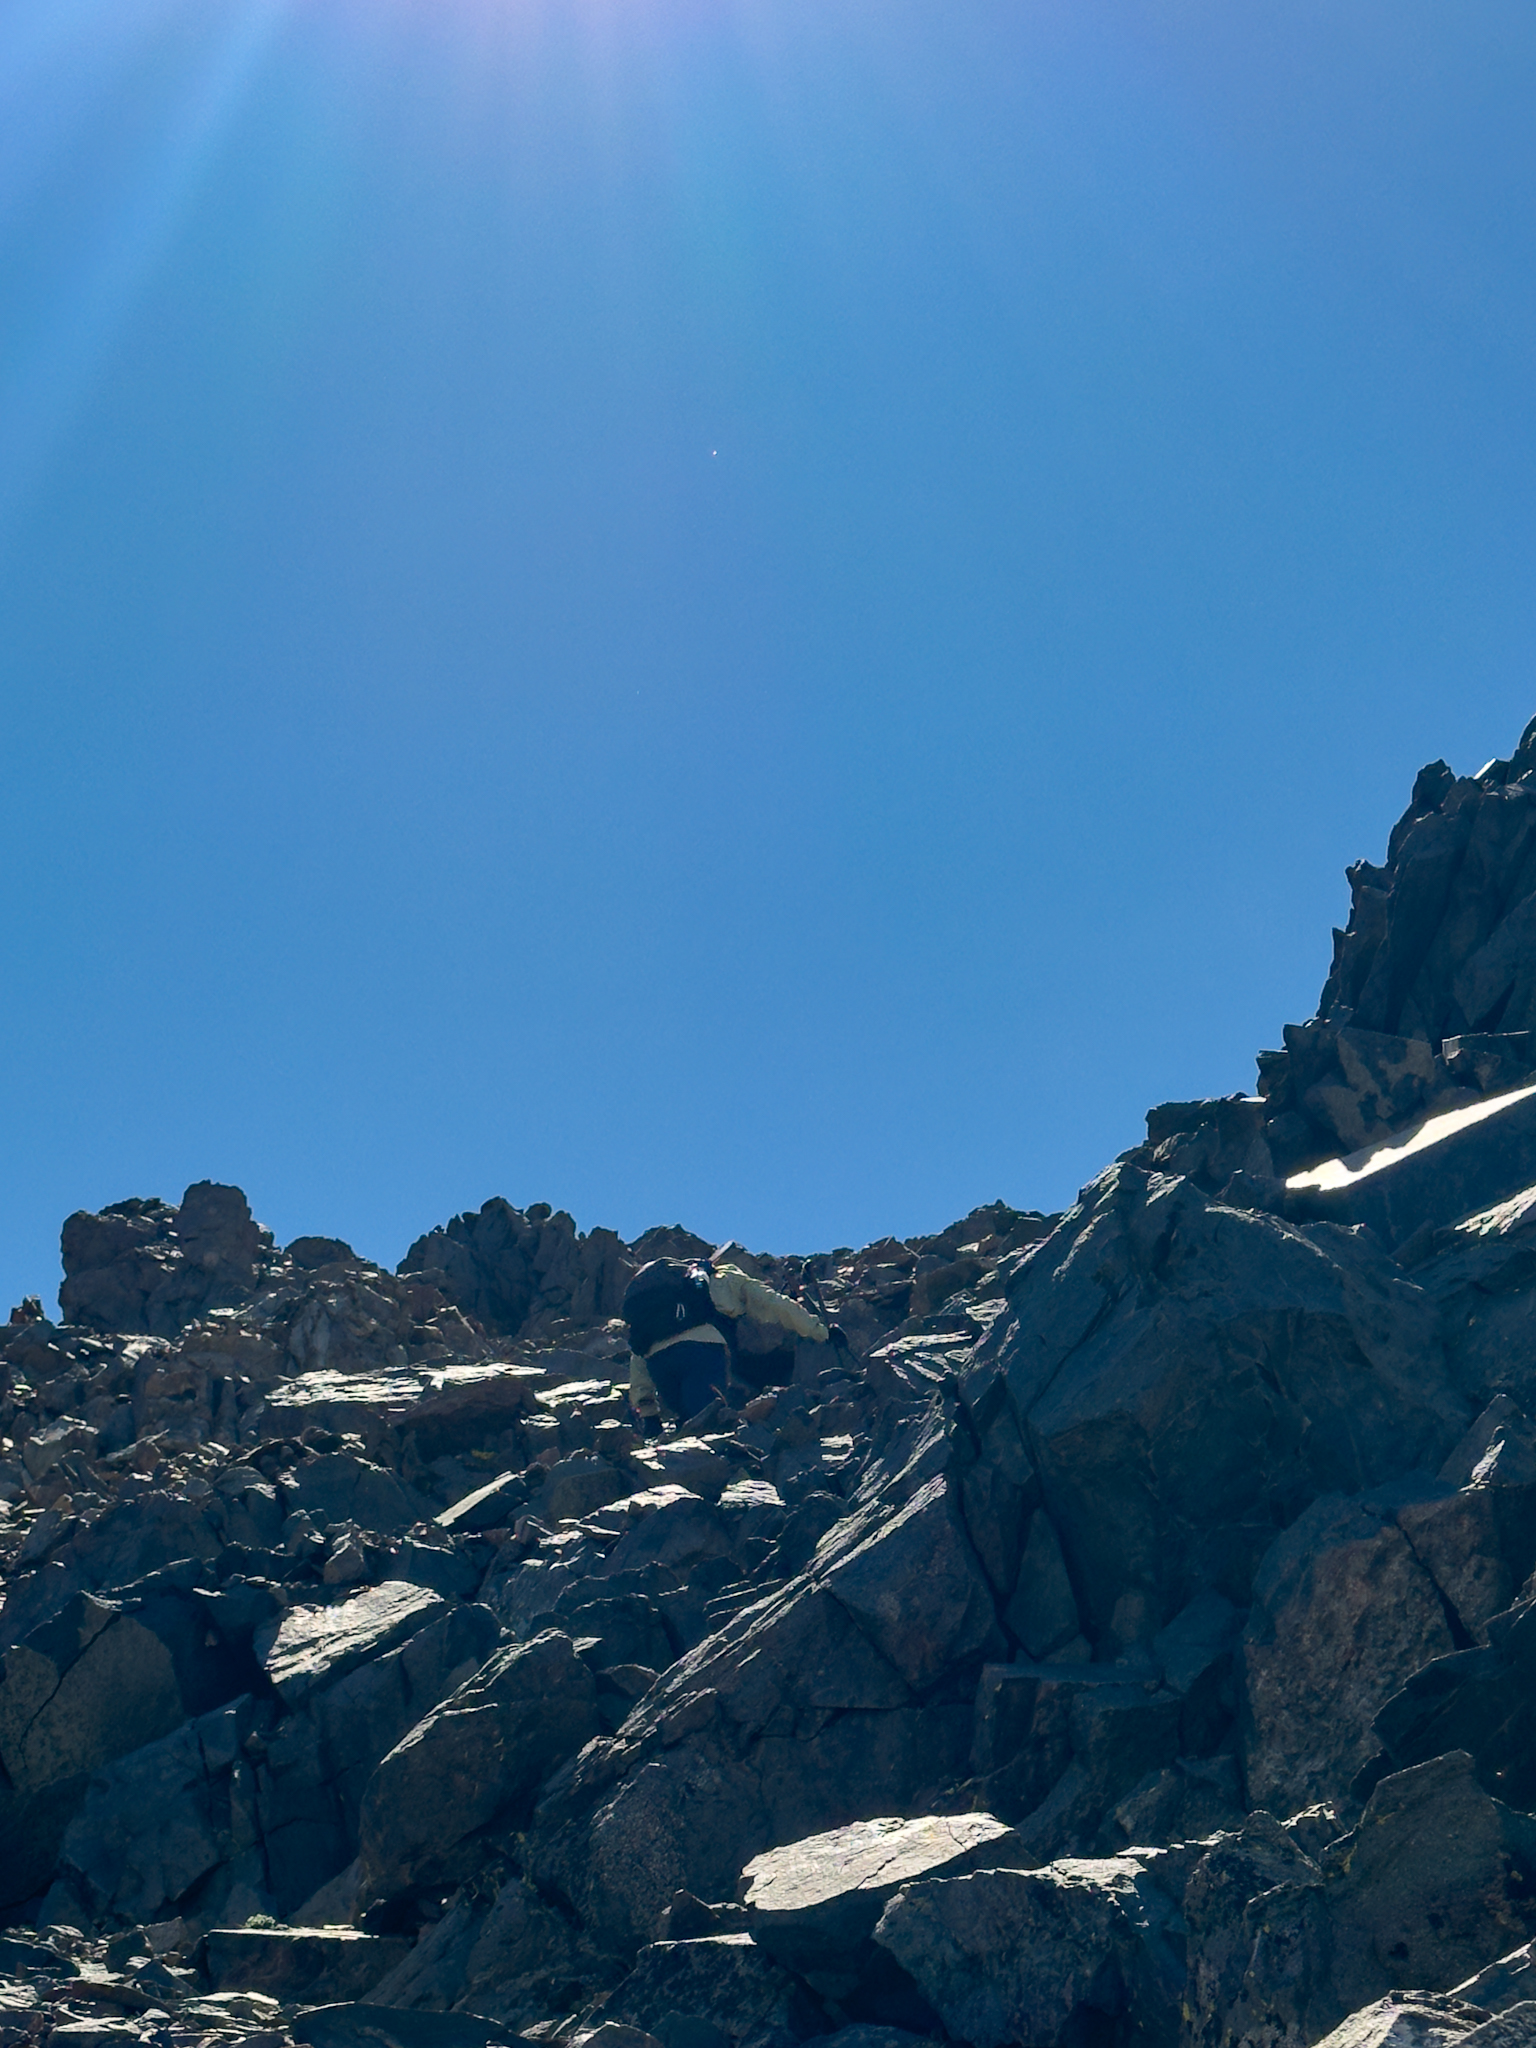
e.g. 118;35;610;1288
0;0;294;539
0;0;206;234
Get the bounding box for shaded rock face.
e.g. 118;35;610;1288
59;1185;272;1338
17;724;1536;2048
399;1199;633;1344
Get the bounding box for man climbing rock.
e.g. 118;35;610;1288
623;1254;840;1429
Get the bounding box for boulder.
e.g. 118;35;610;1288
1003;1511;1081;1660
525;1515;991;1956
364;1875;620;2029
1239;1493;1457;1814
970;1660;1182;1838
743;1812;1020;2000
1375;1599;1536;1805
308;1601;503;1831
293;2006;537;2048
1326;1753;1536;2010
538;1456;628;1524
280;1455;427;1537
356;1629;600;1915
559;1595;674;1675
872;1857;1182;2048
627;1441;735;1504
1458;1944;1536;2014
59;1693;269;1925
203;1928;412;2002
595;1935;806;2048
0;1593;190;1906
1102;1758;1246;1852
1181;1811;1332;2048
435;1472;526;1533
258;1582;449;1706
821;1475;999;1690
1286;1086;1536;1247
1458;2012;1536;2048
978;1167;1467;1661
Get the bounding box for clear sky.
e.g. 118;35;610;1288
4;0;1536;1310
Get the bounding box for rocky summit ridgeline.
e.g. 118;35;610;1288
15;729;1536;2048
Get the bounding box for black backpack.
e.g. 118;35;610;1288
622;1259;723;1357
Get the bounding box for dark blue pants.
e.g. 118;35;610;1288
648;1340;734;1423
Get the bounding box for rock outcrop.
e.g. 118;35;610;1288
13;723;1536;2048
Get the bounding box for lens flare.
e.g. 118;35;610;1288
0;0;292;534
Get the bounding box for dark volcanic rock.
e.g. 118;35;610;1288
594;1935;808;2048
742;1813;1019;1980
873;1856;1183;2048
1238;1491;1458;1815
203;1927;411;2001
1325;1752;1536;2009
0;1592;196;1906
356;1629;600;1917
967;1169;1469;1664
293;2006;536;2048
260;1581;449;1705
1181;1808;1331;2048
1375;1598;1536;1805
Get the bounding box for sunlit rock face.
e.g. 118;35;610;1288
14;723;1536;2048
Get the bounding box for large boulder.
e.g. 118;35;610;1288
1181;1810;1331;2048
743;1813;1020;1984
1326;1752;1536;2010
58;1693;271;1925
595;1935;808;2048
1286;1087;1536;1247
1239;1492;1458;1815
202;1928;412;2002
969;1659;1183;1844
820;1473;999;1689
259;1582;450;1707
872;1856;1184;2048
356;1629;600;1918
0;1591;210;1907
1308;1995;1501;2048
360;1875;621;2029
1374;1599;1536;1806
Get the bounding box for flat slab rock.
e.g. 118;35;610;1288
257;1582;448;1704
627;1440;734;1502
743;1813;1023;1973
203;1928;411;2001
293;2005;539;2048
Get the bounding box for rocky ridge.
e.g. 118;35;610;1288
12;721;1536;2048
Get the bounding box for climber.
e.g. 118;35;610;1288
623;1254;846;1430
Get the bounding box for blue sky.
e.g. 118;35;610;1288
4;0;1536;1309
